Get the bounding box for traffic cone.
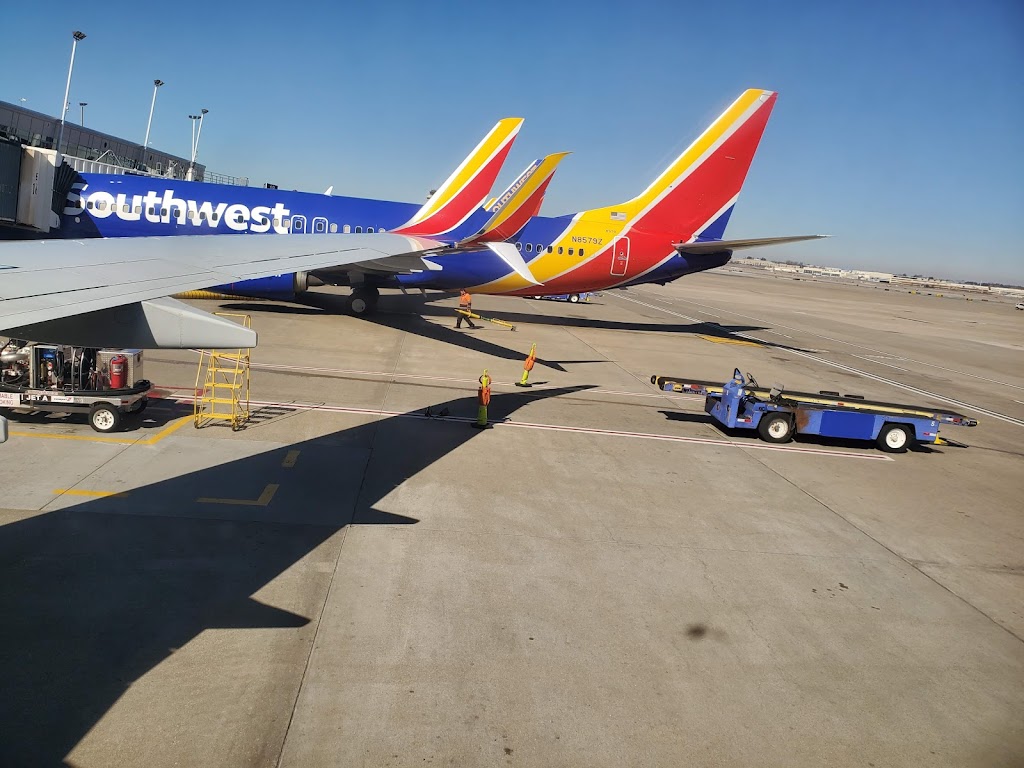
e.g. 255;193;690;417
473;369;493;429
515;343;537;388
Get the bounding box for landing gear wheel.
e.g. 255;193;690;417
757;413;793;443
568;294;580;303
348;287;380;316
89;403;122;433
877;423;913;453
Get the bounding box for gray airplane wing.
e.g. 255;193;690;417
0;233;441;348
674;235;827;254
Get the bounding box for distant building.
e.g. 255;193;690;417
0;99;202;180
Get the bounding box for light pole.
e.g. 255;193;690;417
56;30;86;155
142;79;164;161
188;108;208;181
79;102;87;126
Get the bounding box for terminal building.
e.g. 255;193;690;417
0;99;202;180
0;99;251;238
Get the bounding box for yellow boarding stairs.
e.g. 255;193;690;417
193;313;252;431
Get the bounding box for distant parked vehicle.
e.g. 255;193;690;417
531;292;594;304
1015;302;1024;310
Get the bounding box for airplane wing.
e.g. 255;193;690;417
674;235;828;254
0;233;441;348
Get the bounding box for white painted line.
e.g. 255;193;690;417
615;292;1024;428
628;290;1024;391
182;360;703;404
166;396;892;461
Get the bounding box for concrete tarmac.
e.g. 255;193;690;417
1;268;1021;767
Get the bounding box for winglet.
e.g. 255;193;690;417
460;152;570;245
394;117;524;237
484;242;542;285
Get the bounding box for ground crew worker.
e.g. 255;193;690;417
456;289;478;329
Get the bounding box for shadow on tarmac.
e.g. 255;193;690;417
219;290;771;372
0;384;588;766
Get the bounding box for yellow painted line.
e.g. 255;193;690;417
138;416;192;445
9;416;191;446
282;450;300;468
697;335;763;347
53;488;129;498
197;484;279;507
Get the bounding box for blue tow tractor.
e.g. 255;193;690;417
652;369;978;452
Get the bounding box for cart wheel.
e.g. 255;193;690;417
758;413;793;443
89;403;122;433
877;423;912;453
568;294;580;303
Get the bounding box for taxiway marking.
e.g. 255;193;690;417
198;484;279;507
53;488;129;498
282;450;300;468
171;396;891;461
9;415;192;445
613;293;1024;428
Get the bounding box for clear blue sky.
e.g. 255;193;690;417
2;0;1021;283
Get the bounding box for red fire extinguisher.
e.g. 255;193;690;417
109;355;127;389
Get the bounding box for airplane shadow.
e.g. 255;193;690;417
219;290;776;372
0;384;588;766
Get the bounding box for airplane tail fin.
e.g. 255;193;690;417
581;89;777;241
460;152;569;245
394;117;523;237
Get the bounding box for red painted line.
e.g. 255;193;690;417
162;395;890;461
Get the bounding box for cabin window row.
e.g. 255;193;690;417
514;241;585;258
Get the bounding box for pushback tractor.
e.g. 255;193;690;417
652;369;977;453
0;340;151;433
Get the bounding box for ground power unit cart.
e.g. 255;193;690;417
0;341;151;433
652;369;977;453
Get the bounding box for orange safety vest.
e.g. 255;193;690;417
459;293;472;308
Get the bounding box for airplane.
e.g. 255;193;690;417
4;90;822;339
0;120;554;349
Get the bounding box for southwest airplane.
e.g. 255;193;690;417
45;89;821;315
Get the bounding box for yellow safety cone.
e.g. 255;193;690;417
473;369;493;429
516;343;537;387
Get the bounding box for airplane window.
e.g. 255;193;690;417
343;225;351;233
568;248;574;256
259;216;268;225
367;227;374;233
212;214;219;222
200;212;207;220
547;246;553;253
86;201;93;209
97;201;106;210
355;226;362;233
558;247;563;254
134;206;142;214
187;211;195;219
147;207;155;215
536;244;543;252
526;243;533;252
515;242;522;250
579;249;585;257
234;215;243;223
330;223;337;233
123;205;130;213
281;218;289;227
161;208;168;216
272;218;279;226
